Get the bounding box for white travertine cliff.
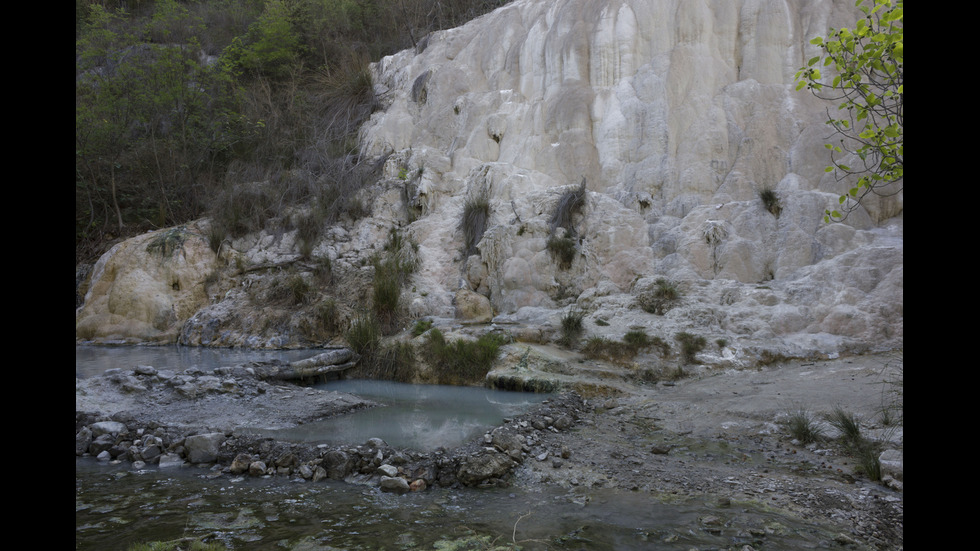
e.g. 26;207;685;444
76;0;902;360
358;0;902;352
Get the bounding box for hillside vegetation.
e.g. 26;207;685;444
75;0;509;263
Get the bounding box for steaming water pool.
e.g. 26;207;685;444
239;379;552;450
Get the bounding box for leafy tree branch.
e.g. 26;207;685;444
795;0;903;222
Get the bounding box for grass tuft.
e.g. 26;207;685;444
461;195;491;257
345;314;381;356
825;406;863;443
557;310;585;347
759;188;782;217
544;177;587;270
546;235;577;270
638;278;681;315
424;328;508;385
784;408;825;445
675;331;706;364
267;272;314;305
411;318;433;337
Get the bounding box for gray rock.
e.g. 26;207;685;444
248;460;267;476
491;432;524;456
229;453;252;474
134;365;157;376
140;444;162;462
90;421;127;437
312;466;328;483
184;432;226;464
879;449;903;481
456;451;514;486
380;476;411;494
323;450;353;480
158;453;184;468
76;426;93;455
377;464;399;477
552;415;574;431
89;433;116;456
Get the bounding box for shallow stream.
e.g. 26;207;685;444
76;346;841;550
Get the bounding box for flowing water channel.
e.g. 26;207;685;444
76;346;839;550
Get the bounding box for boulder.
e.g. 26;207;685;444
248;460;268;476
323;450;353;480
456;451;515;486
380;476;411;494
184;433;226;464
454;288;494;324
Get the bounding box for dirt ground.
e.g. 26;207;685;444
517;351;904;549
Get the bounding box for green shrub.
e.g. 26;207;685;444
220;0;301;79
543;178;587;270
424;328;507;385
581;335;631;364
268;272;314;305
345;314;381;355
311;298;340;334
638;278;681;314
312;256;333;285
461;195;490;257
359;340;417;382
675;331;706;363
759;188;782;217
851;439;883;481
371;229;419;333
371;260;403;331
411;318;433;336
622;329;651;351
557;310;585;347
549;177;587;234
205;222;228;255
546;235;577;270
294;210;323;259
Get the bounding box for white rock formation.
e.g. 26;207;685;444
359;0;902;356
75;223;216;344
76;0;902;360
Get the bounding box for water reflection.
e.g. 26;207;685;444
240;379;552;450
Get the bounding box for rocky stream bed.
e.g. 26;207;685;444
75;349;903;550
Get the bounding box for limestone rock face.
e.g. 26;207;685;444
75;222;216;344
76;0;902;359
357;0;902;353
